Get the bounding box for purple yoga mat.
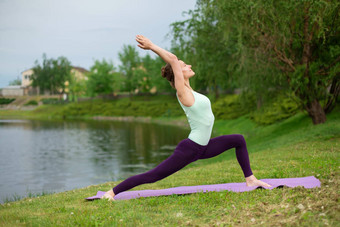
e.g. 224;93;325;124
85;176;320;201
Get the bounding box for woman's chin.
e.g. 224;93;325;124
185;72;195;79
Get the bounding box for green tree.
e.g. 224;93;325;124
212;0;340;124
86;59;117;97
132;66;150;93
118;45;141;94
140;54;173;93
31;53;72;95
9;76;21;86
171;0;339;124
68;72;87;102
170;2;235;98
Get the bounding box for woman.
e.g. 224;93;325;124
102;35;271;201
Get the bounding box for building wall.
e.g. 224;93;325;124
22;69;34;87
71;68;88;81
2;87;24;96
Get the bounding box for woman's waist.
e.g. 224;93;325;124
188;121;214;131
188;127;213;146
187;117;214;128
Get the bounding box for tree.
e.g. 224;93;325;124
171;0;339;124
9;76;21;86
86;59;117;97
140;54;173;93
212;0;340;124
118;45;141;94
131;66;150;93
170;1;236;98
31;53;72;95
68;72;87;102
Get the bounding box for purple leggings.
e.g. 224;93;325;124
113;134;253;195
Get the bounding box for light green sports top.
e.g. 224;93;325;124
176;90;215;146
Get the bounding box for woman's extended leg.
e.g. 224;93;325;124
110;139;200;197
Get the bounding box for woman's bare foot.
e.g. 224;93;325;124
246;175;272;187
101;189;115;201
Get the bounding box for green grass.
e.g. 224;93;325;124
0;137;338;226
0;92;302;126
0;95;183;121
0;104;339;226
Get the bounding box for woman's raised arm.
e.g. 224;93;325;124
135;35;186;93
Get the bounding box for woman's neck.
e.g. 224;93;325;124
184;79;192;91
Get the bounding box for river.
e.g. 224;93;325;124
0;119;189;203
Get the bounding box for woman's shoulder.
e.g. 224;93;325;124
176;88;195;107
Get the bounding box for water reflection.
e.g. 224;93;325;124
0;119;189;203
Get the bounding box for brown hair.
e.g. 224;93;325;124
161;63;175;89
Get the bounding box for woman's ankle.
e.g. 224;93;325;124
245;175;256;183
106;189;115;197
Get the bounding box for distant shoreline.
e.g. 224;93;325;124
0;108;189;130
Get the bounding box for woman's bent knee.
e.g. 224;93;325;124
220;134;246;148
234;134;245;144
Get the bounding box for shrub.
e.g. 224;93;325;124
211;92;301;125
57;97;184;118
0;98;15;105
24;100;38;106
212;94;249;120
248;94;301;125
41;98;67;105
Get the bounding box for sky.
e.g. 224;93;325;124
0;0;197;88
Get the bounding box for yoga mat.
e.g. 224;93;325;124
85;176;320;201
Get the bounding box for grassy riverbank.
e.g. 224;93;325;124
0;102;339;226
0;92;301;126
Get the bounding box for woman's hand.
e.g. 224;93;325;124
136;35;153;50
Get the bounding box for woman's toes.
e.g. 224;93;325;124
101;193;115;201
246;180;272;188
261;181;272;187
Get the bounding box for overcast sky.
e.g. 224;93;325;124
0;0;197;88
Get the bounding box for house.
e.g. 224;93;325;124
70;66;89;81
21;68;37;95
20;66;89;96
